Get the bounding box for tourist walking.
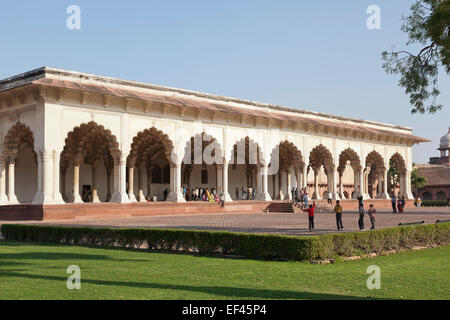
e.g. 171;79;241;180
334;200;344;231
397;197;403;213
358;204;365;231
357;194;364;209
219;193;225;208
368;204;376;230
302;201;316;232
235;187;239;200
327;191;332;204
391;196;397;213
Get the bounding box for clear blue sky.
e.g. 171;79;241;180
0;0;448;163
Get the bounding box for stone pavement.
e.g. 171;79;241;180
1;207;448;236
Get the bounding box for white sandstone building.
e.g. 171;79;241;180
0;67;427;207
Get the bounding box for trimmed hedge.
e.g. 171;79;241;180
421;200;449;207
1;223;449;261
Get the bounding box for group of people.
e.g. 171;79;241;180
292;187;311;209
391;196;406;213
301;196;377;232
182;186;223;204
234;187;257;200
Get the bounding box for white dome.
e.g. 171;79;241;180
440;126;450;149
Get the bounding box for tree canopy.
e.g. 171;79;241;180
382;0;449;114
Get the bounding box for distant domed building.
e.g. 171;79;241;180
414;127;450;202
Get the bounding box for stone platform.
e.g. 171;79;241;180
0;199;414;221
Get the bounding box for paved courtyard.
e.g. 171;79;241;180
1;207;449;236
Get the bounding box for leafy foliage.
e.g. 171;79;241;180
382;0;449;114
2;222;449;261
411;167;429;189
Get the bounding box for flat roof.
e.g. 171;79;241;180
0;66;430;143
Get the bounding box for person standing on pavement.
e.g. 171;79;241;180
391;196;397;213
302;201;316;232
368;204;376;230
334;200;344;231
358;203;365;231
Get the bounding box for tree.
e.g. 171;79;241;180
387;159;400;194
382;0;449;114
411;167;428;189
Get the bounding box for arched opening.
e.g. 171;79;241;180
128;127;174;202
388;153;407;198
422;191;432;200
269;141;304;201
60;121;120;203
309;144;334;200
3;122;37;204
338;148;361;200
365;151;386;199
229;137;263;200
182;132;223;202
436;191;446;201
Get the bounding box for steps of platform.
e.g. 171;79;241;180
266;202;294;213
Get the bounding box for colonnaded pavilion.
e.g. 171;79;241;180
0;67;428;220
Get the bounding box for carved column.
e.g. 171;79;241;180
222;160;233;201
137;163;146;202
0;155;9;204
91;160;101;203
167;163;185;202
313;169;321;199
286;169;292;200
111;155;130;203
72;157;83;203
381;169;389;199
127;165;137;202
331;166;340;200
259;163;271;201
278;170;285;200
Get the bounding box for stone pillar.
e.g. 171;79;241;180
222;161;233;201
111;155;130;203
296;171;302;189
303;166;308;189
127;165;137;202
52;152;64;203
32;150;55;204
91;161;101;203
7;157;18;203
0;156;9;204
286;169;292;200
71;160;83;203
259;164;271;201
404;170;414;199
278;171;285;200
167;163;185;202
359;169;365;199
338;171;343;199
363;166;371;199
137;164;146;202
381;169;389;199
331;167;340;200
313;169;321;199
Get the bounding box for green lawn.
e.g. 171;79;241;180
0;240;449;300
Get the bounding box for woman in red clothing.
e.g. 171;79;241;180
302;201;316;232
